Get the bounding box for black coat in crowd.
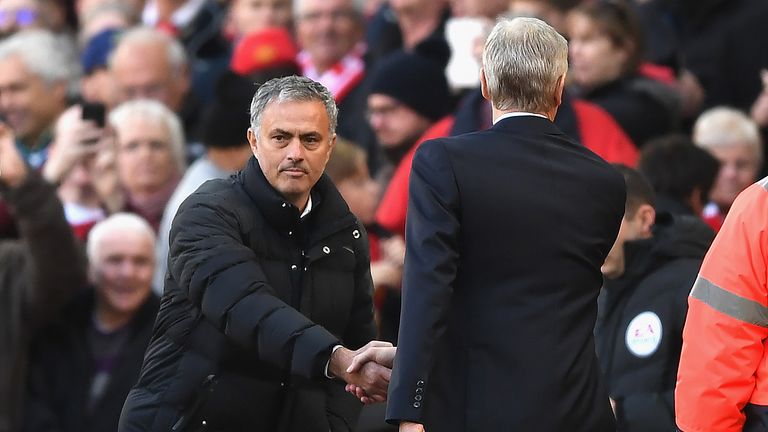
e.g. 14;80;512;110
578;75;679;147
119;157;375;432
23;290;160;432
386;116;626;431
595;213;714;432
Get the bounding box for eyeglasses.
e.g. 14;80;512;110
366;102;404;121
0;8;38;28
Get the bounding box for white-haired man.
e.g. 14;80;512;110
23;213;160;432
365;17;624;431
0;29;76;169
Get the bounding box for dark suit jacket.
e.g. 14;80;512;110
386;115;625;431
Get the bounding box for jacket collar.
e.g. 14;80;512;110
490;113;566;138
239;156;357;241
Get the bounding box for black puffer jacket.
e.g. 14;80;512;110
119;157;375;432
595;213;714;431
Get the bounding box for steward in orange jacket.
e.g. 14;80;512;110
676;176;768;432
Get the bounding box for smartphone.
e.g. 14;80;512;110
81;102;106;128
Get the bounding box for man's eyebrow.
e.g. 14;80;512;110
299;131;323;140
271;128;293;136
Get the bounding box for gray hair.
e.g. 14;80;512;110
293;0;365;19
482;17;568;112
249;75;338;137
109;99;187;173
86;212;156;265
0;29;79;88
108;26;187;75
693;106;763;163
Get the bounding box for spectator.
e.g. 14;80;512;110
140;0;231;106
109;99;186;231
567;0;680;147
226;0;293;39
23;213;160;432
596;165;713;432
108;27;201;144
295;0;380;173
0;30;77;168
0;29;78;237
80;28;123;106
365;0;450;68
693;106;763;231
639;135;720;219
368;39;455;237
388;0;450;50
42;104;110;241
0;122;87;432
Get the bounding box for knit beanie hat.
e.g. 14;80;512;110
368;38;454;122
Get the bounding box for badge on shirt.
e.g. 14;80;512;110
625;311;662;357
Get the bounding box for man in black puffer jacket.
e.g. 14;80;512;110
119;76;388;432
596;166;714;431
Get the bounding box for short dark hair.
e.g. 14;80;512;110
613;164;656;217
638;135;721;211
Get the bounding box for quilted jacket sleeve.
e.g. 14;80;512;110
168;187;340;380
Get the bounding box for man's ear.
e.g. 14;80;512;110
553;73;566;108
480;67;491;102
247;128;257;155
636;203;656;238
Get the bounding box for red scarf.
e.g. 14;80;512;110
298;51;365;103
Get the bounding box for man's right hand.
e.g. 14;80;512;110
328;341;393;403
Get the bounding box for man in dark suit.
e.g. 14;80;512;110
353;17;625;431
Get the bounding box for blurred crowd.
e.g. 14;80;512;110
0;0;766;431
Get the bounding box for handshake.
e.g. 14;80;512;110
329;341;397;404
329;342;426;432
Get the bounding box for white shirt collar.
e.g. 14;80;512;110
493;111;548;125
142;0;206;28
300;195;313;219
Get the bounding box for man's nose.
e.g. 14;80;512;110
286;138;305;160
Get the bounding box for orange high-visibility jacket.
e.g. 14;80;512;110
676;177;768;432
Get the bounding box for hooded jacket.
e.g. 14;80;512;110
595;212;714;431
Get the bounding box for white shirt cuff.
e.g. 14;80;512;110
324;345;344;379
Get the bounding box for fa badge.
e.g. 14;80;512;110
625;311;662;357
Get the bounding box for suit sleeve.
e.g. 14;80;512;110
386;140;461;424
169;190;339;380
